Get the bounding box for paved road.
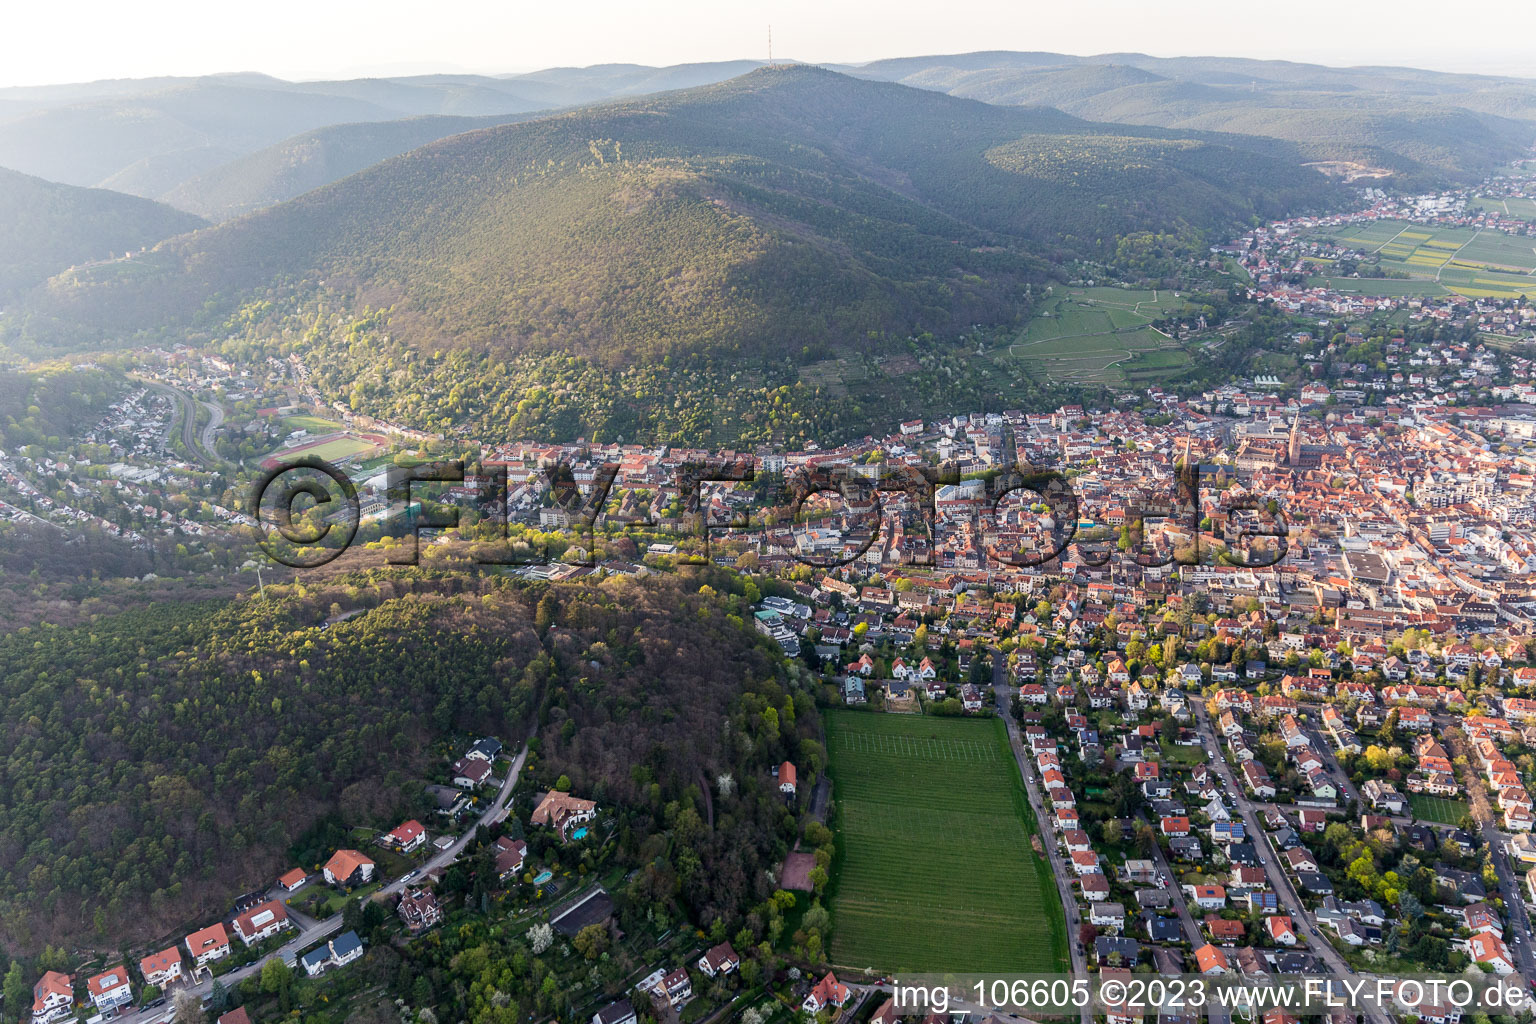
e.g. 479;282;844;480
1300;722;1363;808
199;397;225;461
1135;811;1204;945
988;649;1092;1024
1192;705;1389;1024
1443;722;1536;978
115;741;530;1024
133;377;223;470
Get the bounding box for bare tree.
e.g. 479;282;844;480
173;988;206;1024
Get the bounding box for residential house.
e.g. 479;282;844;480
185;923;231;968
698;942;740;977
531;790;599;840
802;972;850;1014
87;968;132;1015
494;836;528;881
659;968;692;1008
30;972;73;1024
1195;945;1229;975
301;931;364;977
593;1001;638;1024
385;820;427;852
233;900;292;945
139;946;184;988
778;761;798;795
450;756;493;788
322;849;376;887
398;888;443;933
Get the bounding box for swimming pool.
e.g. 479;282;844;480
533;869;553;884
571;827;589;840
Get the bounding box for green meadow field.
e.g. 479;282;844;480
1407;793;1469;826
1469;196;1536;220
272;435;380;464
825;710;1068;973
997;286;1193;386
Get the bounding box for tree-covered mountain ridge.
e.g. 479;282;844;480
6;65;1337;368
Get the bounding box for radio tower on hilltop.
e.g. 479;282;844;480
768;25;773;67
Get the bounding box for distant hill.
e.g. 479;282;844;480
0;75;557;198
850;51;1536;181
8;66;1333;366
9;52;1528;209
0;166;204;301
160;111;548;220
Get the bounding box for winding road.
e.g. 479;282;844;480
131;376;225;469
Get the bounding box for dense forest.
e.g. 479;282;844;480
0;365;123;448
160;111;548;221
0;168;203;301
0;564;802;957
5;66;1335;369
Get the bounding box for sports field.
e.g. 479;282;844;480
825;710;1068;973
998;286;1192;386
1302;220;1536;299
1408;793;1469;826
280;413;347;434
273;436;378;464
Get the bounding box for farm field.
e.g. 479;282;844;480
1302;220;1536;299
1408;793;1469;826
825;710;1068;973
1469;196;1536;220
998;286;1192;385
1304;275;1450;298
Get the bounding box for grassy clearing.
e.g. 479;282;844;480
825;710;1068;973
1408;793;1469;826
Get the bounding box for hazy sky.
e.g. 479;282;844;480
3;0;1534;88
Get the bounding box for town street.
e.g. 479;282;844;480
1444;720;1536;978
1192;704;1390;1024
989;649;1093;1024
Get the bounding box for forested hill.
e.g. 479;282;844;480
6;65;1335;363
0;565;796;953
0;167;204;301
159;111;550;221
850;52;1536;183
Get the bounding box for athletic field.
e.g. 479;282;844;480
825;710;1068;973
